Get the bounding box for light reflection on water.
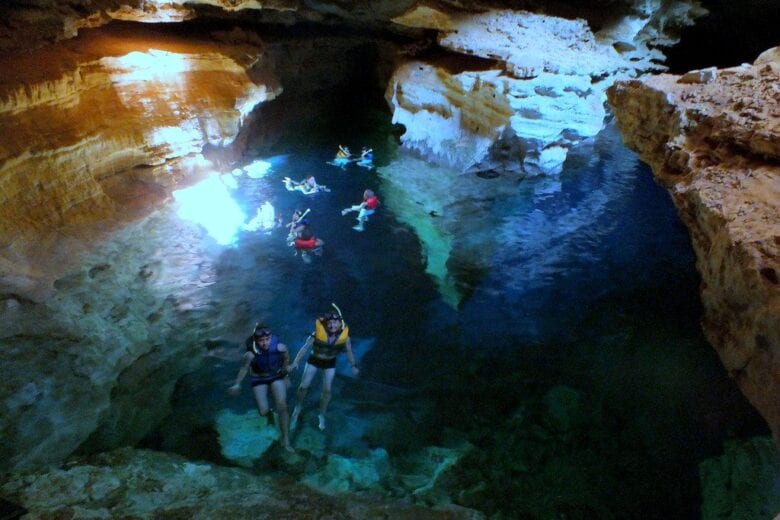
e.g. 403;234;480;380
172;175;247;246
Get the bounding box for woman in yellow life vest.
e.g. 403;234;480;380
289;310;359;431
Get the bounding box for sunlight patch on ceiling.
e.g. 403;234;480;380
148;124;202;158
108;50;192;83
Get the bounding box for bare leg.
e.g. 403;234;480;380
353;208;370;231
341;205;361;216
251;384;271;420
291;363;319;431
318;367;336;430
270;379;293;452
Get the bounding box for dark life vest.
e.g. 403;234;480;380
245;335;284;378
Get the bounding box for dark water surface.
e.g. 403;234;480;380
146;108;767;518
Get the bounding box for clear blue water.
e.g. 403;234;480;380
147;110;767;518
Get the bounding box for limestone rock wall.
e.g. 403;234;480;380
386;2;705;176
607;49;780;444
0;24;279;301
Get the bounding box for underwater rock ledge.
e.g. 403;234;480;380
0;447;483;519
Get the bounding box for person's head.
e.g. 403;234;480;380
363;189;374;199
253;324;272;347
321;311;343;333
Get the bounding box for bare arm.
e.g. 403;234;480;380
344;338;359;376
290;335;314;370
278;342;291;372
229;352;253;395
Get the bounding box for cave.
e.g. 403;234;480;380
0;1;778;518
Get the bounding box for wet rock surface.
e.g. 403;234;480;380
0;447;483;519
608;48;780;444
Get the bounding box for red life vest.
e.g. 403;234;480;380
365;196;379;210
294;237;318;250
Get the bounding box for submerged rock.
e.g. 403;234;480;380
215;409;279;467
0;448;483;519
699;437;780;520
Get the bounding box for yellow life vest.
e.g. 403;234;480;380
313;320;349;357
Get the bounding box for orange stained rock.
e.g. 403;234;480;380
607;53;780;446
0;23;280;298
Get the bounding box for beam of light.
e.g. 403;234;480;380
148;124;203;158
107;50;192;83
220;174;238;190
108;2;194;23
173;175;245;245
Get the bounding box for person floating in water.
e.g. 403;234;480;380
341;188;379;232
329;145;352;169
283;174;329;195
356;147;373;169
292;223;324;263
289;306;359;431
286;211;323;263
229;323;294;452
286;208;310;243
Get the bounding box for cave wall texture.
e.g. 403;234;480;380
0;0;777;479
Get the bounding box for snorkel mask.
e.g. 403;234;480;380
253;324;271;339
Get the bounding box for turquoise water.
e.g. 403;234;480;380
146;110;767;518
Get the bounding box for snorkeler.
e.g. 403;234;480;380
283;175;329;195
356;147;374;169
328;145;352;169
289;306;359;431
291;222;324;263
341;189;380;231
229;323;294;452
286;210;323;262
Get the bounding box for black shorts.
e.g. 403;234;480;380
251;374;284;387
307;356;336;369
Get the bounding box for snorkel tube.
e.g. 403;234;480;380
331;302;343;320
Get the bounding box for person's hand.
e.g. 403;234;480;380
351;365;360;376
289;363;298;372
228;383;241;396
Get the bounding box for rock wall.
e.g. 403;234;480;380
0;22;282;471
386;2;705;176
0;23;279;301
607;48;780;444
